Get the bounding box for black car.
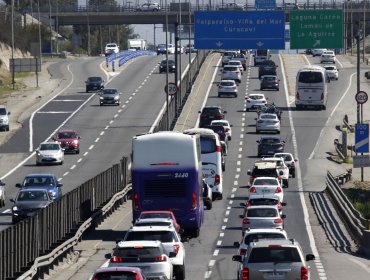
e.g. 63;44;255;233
258;60;278;79
260;75;280;91
256;136;285;157
85;76;104;93
99;88;120;106
10;188;54;224
199;106;227;128
159;59;176;73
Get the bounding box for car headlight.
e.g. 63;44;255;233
72;140;79;145
100;97;104;100
2;119;9;124
114;96;119;100
12;206;18;211
49;191;56;197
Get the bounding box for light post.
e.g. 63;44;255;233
165;0;170;130
37;0;42;64
86;0;91;56
48;0;52;54
11;0;15;90
56;0;59;54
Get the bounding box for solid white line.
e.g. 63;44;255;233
37;111;74;114
204;271;212;278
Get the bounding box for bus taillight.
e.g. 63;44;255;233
192;192;197;209
215;174;220;185
296;92;300;100
133;193;139;211
321;92;324;100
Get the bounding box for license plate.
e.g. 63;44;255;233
265;272;284;278
139;266;151;271
262;189;271;193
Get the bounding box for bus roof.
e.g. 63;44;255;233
298;65;325;72
183;128;216;136
132;131;200;168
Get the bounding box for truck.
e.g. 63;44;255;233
127;39;147;51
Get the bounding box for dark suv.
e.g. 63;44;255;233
258;60;278;79
199;106;227;128
85;76;104;92
159;59;176;73
256;136;285;157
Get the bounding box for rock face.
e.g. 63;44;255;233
0;42;31;71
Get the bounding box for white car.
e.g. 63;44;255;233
105;240;173;280
323;65;339;80
245;193;286;216
177;45;184;54
211;119;233;140
221;65;241;83
248;176;284;202
312;48;327;57
274;152;297;178
245;93;267;111
104;43;119;56
227;60;244;74
217;79;238;98
36;142;64;165
261;157;290;187
123;225;186;279
256;113;280;134
222;50;238;66
321;50;336;63
136;2;160;11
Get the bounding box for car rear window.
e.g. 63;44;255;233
115;246;161;259
125;231;178;242
247;208;278;217
93;271;138;280
253;168;277;177
253;178;278;185
260;114;276;120
224;66;238;71
202;108;220;115
220;81;235;86
249;198;279;206
135;221;171;227
200;137;217;154
249;95;263;100
261;138;281;144
140;213;172;219
263;76;277;81
248;247;301;263
88;77;102;82
244;233;286;245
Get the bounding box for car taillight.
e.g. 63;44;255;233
301;266;309;280
245;201;251;208
321;92;324;100
277;202;282;211
72;140;79;144
192;192;197;209
216;145;221;152
241;268;249;280
249;177;254;184
296;92;300;100
110;256;123;263
275;187;282;193
215;174;220;185
133;193;139;211
154;255;167;262
240;248;247;255
249;187;257;193
274;218;283;224
173;244;180;254
226;128;230;132
242;218;250;224
135;274;141;280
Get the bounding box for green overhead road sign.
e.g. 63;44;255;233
290;10;343;49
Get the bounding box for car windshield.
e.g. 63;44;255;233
249;198;279;206
140;213;172;219
0;108;6;115
125;231;178;242
88;77;102;82
17;191;49;201
57;132;77;139
24;176;54;187
248;247;301;263
244;233;286;245
253;178;278;185
40;144;60;150
93;271;138;280
158;44;166;48
224;52;235;57
249;95;263;100
103;89;117;95
261;138;281;144
247;208;278;217
220;81;235;86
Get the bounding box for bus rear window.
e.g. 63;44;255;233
298;72;323;83
200;138;216;154
144;178;187;198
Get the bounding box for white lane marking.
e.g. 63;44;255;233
95;138;100;143
51;99;85;102
223;218;228;223
209;260;216;267
221;225;226;230
348;257;370;274
235;174;239;179
100;131;105;136
58;177;63;181
237;168;241;172
89;145;94;150
220;232;224;237
239;147;242;152
109;120;114;124
121;105;126;108
241;127;244;132
213;250;219;256
77;158;82;163
234;181;238;186
114;114;119;118
227;206;231;210
118;109;122;113
83;152;88;156
308;71;357;160
229;200;233;204
204;271;212;279
231;194;235;199
70;165;76;170
37;111;74;114
336;57;344;69
239;141;243;146
240;134;244;139
237;161;241;166
63;172;69;177
238;154;242;159
216;240;222;246
280;54;326;279
225;210;230;216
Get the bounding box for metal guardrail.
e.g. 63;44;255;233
334;138;346;161
326;170;368;243
343;114;354;133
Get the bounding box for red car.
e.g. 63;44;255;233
52;130;80;154
138;210;181;233
91;266;145;280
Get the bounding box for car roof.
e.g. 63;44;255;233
250;239;299;248
136;217;172;223
248;93;265;97
247;205;279;210
243;228;287;234
259;113;278;117
117;240;163;248
57;129;77;133
253;176;279;180
40;141;60;145
262;157;284;161
211;120;229;124
203;105;222;109
183;128;216;136
129;225;175;232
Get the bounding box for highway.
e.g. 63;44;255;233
2;51;370;280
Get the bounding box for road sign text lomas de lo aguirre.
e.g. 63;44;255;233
290;10;343;49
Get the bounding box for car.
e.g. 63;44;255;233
221;65;241;83
233;53;247;70
159;59;176;73
234;228;288;255
321;50;336;63
248;177;285;203
0;180;5;207
274;152;297;178
15;174;63;201
228;60;244;74
52;129;81;154
258;60;278;79
256;113;281;134
245;93;267;111
35;141;64;165
312;48;327;57
261;157;290;187
260;75;280;91
105;240;173;280
136;2;160;11
232;239;315;280
157;43;175;55
85;76;104;93
90;267;146;280
177;45;184;54
241;205;286;232
198;106;227;128
184;44;196;54
305;49;313;55
247;160;284;186
123;225;186;279
10;188;54;224
256;136;285;157
210;119;232;141
222;51;238;66
217;79;238;98
243;194;287;216
203;179;213;210
220;140;227;171
323;65;339;80
138;210;181;233
0;105;10;131
104;43;119;56
99;88;120;106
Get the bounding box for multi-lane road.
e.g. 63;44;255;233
2;51;370;280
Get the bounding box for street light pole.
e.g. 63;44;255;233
165;0;169;130
11;0;15;90
48;0;53;54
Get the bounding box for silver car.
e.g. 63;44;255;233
36;142;64;165
217;80;238;97
256;113;280;134
241;205;285;232
221;65;241;83
232;239;315;280
99;88;120;106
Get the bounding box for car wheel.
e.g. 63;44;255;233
76;149;80;155
6;126;9;131
36;161;41;166
322;105;326;110
276;88;279;91
60;161;63;166
218;94;221;98
258;153;261;157
191;228;200;238
100;103;103;106
12;216;19;224
260;87;263;91
284;180;289;188
86;88;89;93
292;171;296;178
219;193;223;200
336;78;338;80
256;130;259;134
175;265;185;280
0;199;4;207
276;130;280;134
222;163;225;172
234;94;238;98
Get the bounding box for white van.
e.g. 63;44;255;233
295;65;329;110
184;128;224;200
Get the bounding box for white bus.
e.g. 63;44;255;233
295;65;329;110
183;128;224;200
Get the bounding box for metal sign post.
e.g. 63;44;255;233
355;90;368;181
